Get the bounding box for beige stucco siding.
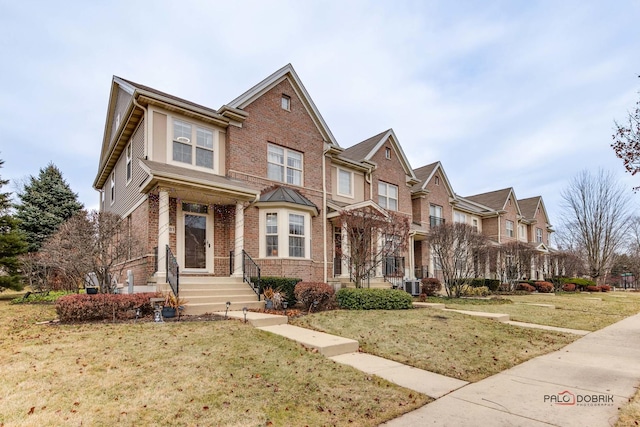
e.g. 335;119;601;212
152;111;167;163
330;165;364;204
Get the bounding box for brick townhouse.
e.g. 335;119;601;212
93;64;553;312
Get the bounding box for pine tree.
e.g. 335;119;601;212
14;163;84;252
0;159;27;291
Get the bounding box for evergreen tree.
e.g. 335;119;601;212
0;159;27;291
15;163;84;252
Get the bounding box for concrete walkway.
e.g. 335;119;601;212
383;313;640;427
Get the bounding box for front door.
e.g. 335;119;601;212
178;203;213;272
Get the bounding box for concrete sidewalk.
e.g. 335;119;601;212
383;313;640;427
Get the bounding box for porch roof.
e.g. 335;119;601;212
139;159;259;202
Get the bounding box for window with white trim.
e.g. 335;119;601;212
378;181;398;211
385;147;391;159
288;214;305;257
267;144;302;186
472;218;479;232
281;95;290;111
506;220;514;237
110;172;115;205
519;224;526;239
536;227;543;243
454;212;466;224
266;213;278;256
125;142;132;184
260;209;310;259
172;119;215;170
337;168;353;197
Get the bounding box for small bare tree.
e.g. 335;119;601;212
558;169;632;284
428;222;488;297
492;241;537;289
337;206;410;288
40;210;141;293
611;87;640;191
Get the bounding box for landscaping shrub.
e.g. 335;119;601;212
417;293;427;302
562;283;576;292
601;285;611;292
460;285;490;297
336;288;413;310
55;293;157;322
533;281;554;293
259;276;302;306
558;277;596;291
516;283;535;293
294;282;335;312
586;285;602;292
420;278;442;296
469;278;500;291
11;290;71;304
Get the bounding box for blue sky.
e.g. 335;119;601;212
1;0;639;228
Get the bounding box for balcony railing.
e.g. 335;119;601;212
430;216;445;228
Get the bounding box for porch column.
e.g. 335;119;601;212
340;221;350;279
407;234;415;279
157;189;170;281
232;202;244;277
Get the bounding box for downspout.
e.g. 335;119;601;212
322;146;329;283
132;96;148;158
365;166;373;200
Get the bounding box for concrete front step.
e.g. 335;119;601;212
184;294;260;304
224;311;288;327
184;300;264;315
258;324;359;357
179;275;245;285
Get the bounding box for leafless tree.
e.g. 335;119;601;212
337;206;410;288
490;241;537;289
39;210;141;293
428;222;489;297
558;169;632;284
611;87;640;191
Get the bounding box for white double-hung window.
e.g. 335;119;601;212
378;181;398;211
337;168;353;197
288;214;305;257
267;144;302;186
506;220;514;237
172;119;215;170
261;209;309;258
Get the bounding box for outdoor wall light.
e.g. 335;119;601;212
242;306;248;323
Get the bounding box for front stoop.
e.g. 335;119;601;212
224;311;288;327
179;276;263;315
258;324;359;357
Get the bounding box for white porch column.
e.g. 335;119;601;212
157;189;170;281
340;222;350;279
233;202;244;277
407;234;416;279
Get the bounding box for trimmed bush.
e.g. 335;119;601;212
420;278;442;296
516;283;535;293
55;293;157;322
294;282;335;312
259;276;302;306
562;283;576;292
469;279;501;291
586;285;602;292
533;281;554;293
336;288;413;310
460;285;490;297
558;277;596;291
601;285;611;292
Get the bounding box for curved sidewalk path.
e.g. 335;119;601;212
383;313;640;427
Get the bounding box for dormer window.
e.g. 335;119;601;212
281;95;291;111
385;147;391;159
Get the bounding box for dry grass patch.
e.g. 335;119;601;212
291;309;575;382
0;302;429;426
439;293;640;331
616;385;640;426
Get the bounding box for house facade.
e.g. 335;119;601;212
94;64;554;310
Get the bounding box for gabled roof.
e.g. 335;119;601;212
518;196;540;219
465;187;520;214
257;186;318;216
227;63;339;147
326;199;389;219
340;129;419;183
411;161;456;198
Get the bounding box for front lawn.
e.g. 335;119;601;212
0;302;428;426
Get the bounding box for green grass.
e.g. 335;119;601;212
291;309;576;382
0;302;429;426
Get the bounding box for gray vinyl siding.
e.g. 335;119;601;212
104;118;146;217
110;87;132;143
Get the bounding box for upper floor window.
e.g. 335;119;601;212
506;220;514;237
519;224;526;239
430;204;444;227
435;176;440;185
454;212;466;224
472;218;479;232
536;228;543;243
385;147;391;159
125;142;132;184
115;112;121;131
172;119;214;170
337;168;353;197
110;172;115;205
281;95;291;111
378;181;398;211
267;144;302;186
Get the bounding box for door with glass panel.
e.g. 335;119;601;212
180;203;213;272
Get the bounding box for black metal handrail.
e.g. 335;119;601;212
430;216;445;228
166;245;179;296
242;250;261;300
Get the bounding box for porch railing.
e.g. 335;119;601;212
166;245;179;296
242;250;261;300
414;266;428;279
384;256;405;289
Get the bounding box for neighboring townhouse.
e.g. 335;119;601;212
94;63;556;311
